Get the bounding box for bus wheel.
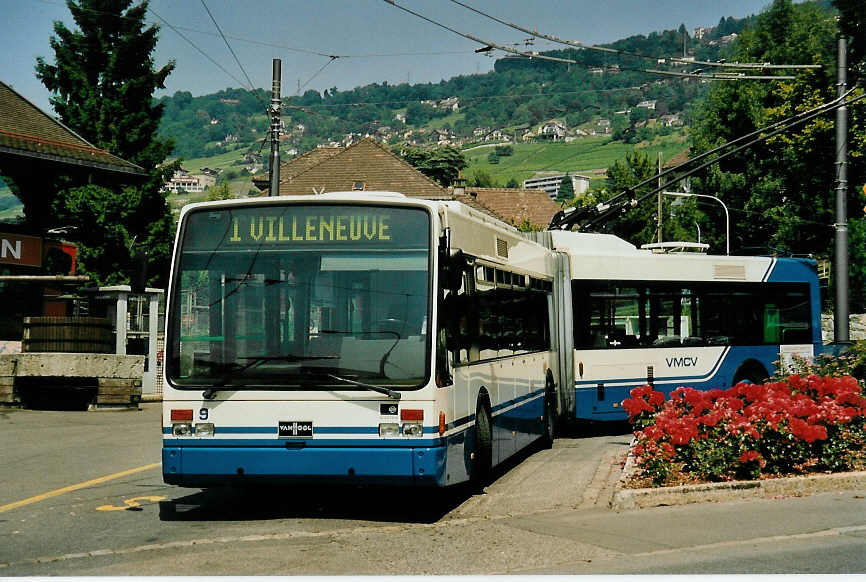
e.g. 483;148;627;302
471;403;493;487
733;362;768;386
540;386;556;449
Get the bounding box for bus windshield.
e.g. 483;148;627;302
167;203;431;389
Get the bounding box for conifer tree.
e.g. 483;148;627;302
35;0;176;287
557;172;575;201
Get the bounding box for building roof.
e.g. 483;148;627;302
0;80;144;176
452;187;561;230
663;148;691;169
251;145;342;190
256;138;450;200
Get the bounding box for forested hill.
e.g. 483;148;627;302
157;13;757;161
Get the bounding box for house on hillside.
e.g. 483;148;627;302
162;169;215;193
486;129;506;142
659;114;683;127
439;97;460;111
539;120;566;141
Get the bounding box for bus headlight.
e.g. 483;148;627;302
172;422;192;437
195;423;215;437
379;423;400;437
402;422;423;437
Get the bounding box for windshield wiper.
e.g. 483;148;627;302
325;373;401;400
204;354;339;398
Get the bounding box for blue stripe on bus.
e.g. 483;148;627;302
491;388;545;413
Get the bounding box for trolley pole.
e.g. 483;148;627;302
657;153;663;244
268;58;282;198
834;37;849;343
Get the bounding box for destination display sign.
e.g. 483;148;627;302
182;204;430;251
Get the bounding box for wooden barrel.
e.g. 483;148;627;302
22;317;114;353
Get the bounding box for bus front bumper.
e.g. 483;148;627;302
162;444;447;487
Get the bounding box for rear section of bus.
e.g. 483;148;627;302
161;195;451;487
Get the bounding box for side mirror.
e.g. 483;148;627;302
131;250;147;293
442;250;465;292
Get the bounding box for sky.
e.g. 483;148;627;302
1;0;776;115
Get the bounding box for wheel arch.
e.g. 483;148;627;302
733;358;770;385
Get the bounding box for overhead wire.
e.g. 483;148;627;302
446;0;821;71
199;0;263;105
550;89;866;231
147;6;249;92
35;0;475;59
383;1;796;81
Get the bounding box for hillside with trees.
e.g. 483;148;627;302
156;13;759;162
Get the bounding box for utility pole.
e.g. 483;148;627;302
268;58;281;198
657;152;663;243
834;38;849;343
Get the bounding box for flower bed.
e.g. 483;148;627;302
623;375;866;487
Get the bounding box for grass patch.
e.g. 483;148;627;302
463;132;688;187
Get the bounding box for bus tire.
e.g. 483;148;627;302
540;380;556;449
471;402;493;487
733;361;768;386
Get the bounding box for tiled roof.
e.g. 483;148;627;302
0;80;144;175
663;148;691;169
452;187;561;230
258;138;450;199
251;145;342;189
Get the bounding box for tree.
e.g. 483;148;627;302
468;169;498;188
689;0;866;307
35;0;177;288
397;146;467;187
603;151;660;243
557;172;575;201
833;0;865;85
207;183;232;202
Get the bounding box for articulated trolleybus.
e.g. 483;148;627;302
537;230;823;423
162;192;559;488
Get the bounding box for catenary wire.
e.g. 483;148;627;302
383;1;796;81
199;0;264;107
447;0;821;71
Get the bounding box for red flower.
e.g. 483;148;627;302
739;450;766;468
623;385;666;419
788;418;828;442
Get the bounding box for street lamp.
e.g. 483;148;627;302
664;192;730;255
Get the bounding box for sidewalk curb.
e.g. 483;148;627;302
611;441;866;510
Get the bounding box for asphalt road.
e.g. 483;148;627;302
1;403;865;575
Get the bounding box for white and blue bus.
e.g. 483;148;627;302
536;230;823;422
162;193;559;488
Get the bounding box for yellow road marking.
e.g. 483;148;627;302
96;495;166;511
0;462;161;514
